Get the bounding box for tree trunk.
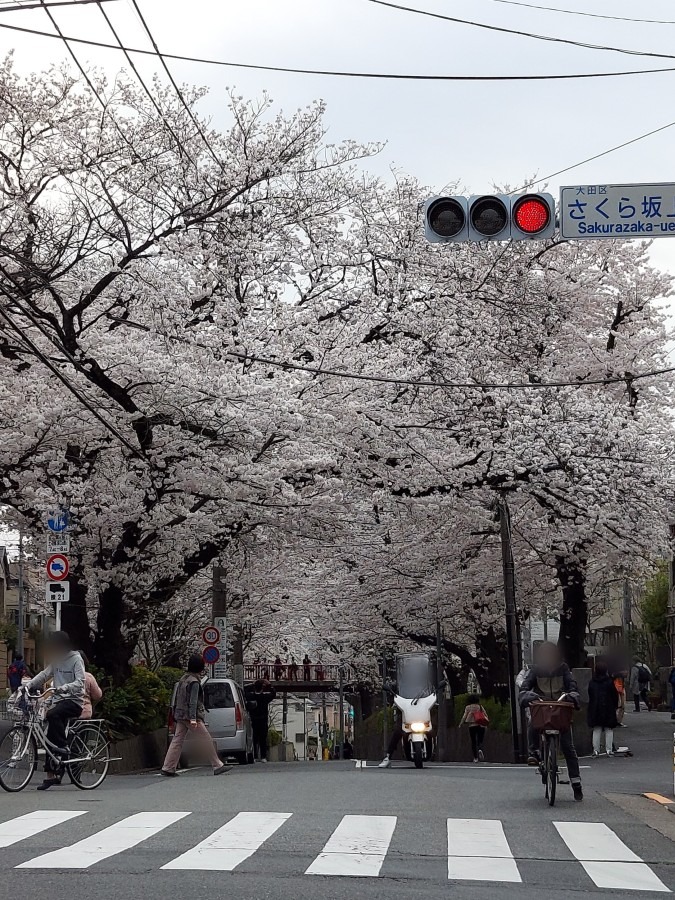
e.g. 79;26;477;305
556;556;588;668
94;583;132;684
474;628;510;703
61;577;94;662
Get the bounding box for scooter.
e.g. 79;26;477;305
393;688;437;769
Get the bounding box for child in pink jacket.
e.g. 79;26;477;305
80;670;103;719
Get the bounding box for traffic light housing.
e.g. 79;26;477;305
424;193;555;242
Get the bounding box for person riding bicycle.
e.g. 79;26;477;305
24;631;85;791
518;641;583;802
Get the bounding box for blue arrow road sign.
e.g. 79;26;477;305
47;508;69;533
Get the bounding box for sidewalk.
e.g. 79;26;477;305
586;706;675;800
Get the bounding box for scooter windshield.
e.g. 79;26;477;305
396;655;432;699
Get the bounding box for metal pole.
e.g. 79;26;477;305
17;529;25;657
382;652;388;758
436;619;446;762
282;692;288;743
55;602;61;632
338;667;345;760
499;496;523;764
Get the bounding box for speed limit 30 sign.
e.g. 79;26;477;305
203;626;220;645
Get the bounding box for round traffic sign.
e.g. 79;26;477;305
203;626;220;645
203;646;220;665
46;554;69;581
47;508;69;533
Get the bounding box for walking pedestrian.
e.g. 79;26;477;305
161;654;231;777
629;658;652;712
274;656;284;681
248;679;276;762
7;653;29;693
24;631;85;791
588;661;618;757
613;671;626;726
668;665;675;720
459;694;489;763
303;654;311;681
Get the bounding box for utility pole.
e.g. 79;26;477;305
17;529;25;658
436;619;446;762
338;667;345;760
499;496;524;764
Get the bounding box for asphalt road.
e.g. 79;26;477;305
0;710;673;900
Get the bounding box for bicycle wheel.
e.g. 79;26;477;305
547;734;558;807
68;724;110;790
0;726;37;792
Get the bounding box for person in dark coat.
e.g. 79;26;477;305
248;679;276;762
588;660;619;757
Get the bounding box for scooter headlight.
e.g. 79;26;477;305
410;722;428;733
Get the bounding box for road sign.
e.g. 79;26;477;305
560;183;675;240
203;626;220;645
46;554;69;581
203;645;220;665
46;581;70;604
47;533;70;554
46;508;69;533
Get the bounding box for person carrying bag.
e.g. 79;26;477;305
459;694;489;763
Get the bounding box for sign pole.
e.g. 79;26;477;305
55;602;61;632
17;529;24;657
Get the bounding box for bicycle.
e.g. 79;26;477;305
530;698;576;807
0;689;113;792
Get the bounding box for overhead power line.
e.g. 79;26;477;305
0;0;117;11
226;349;675;392
364;0;675;63
2;19;675;81
481;0;675;25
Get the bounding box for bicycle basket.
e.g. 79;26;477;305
530;700;575;733
6;693;30;722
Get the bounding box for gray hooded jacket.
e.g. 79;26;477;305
27;650;86;707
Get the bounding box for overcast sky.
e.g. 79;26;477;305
2;0;675;276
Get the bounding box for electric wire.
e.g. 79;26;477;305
365;0;675;64
0;0;117;11
126;0;222;168
2;19;675;81
481;0;675;26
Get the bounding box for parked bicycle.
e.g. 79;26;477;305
0;689;113;792
530;698;576;807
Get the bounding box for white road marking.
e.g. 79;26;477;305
18;812;189;869
555;822;670;892
0;811;86;848
162;812;291;870
447;818;522;882
306;814;397;877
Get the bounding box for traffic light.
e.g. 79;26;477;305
424;193;555;243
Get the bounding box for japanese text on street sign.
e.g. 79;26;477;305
560;183;675;239
46;581;70;604
47;533;70;554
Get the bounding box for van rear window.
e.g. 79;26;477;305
204;683;235;709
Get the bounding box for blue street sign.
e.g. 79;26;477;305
47;508;69;533
203;646;220;665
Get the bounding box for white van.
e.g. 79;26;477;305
168;678;255;766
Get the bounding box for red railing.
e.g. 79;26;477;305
244;663;340;683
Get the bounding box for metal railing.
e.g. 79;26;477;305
244;663;340;683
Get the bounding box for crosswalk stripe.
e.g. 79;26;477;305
554;822;670;893
161;812;292;871
0;811;87;848
17;812;190;869
447;818;522;882
306;814;397;877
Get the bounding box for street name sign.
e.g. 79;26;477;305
46;581;70;604
560;183;675;239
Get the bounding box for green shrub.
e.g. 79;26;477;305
268;728;282;747
100;666;172;737
453;693;512;734
155;666;183;693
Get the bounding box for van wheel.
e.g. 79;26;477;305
247;750;255;765
235;752;250;765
